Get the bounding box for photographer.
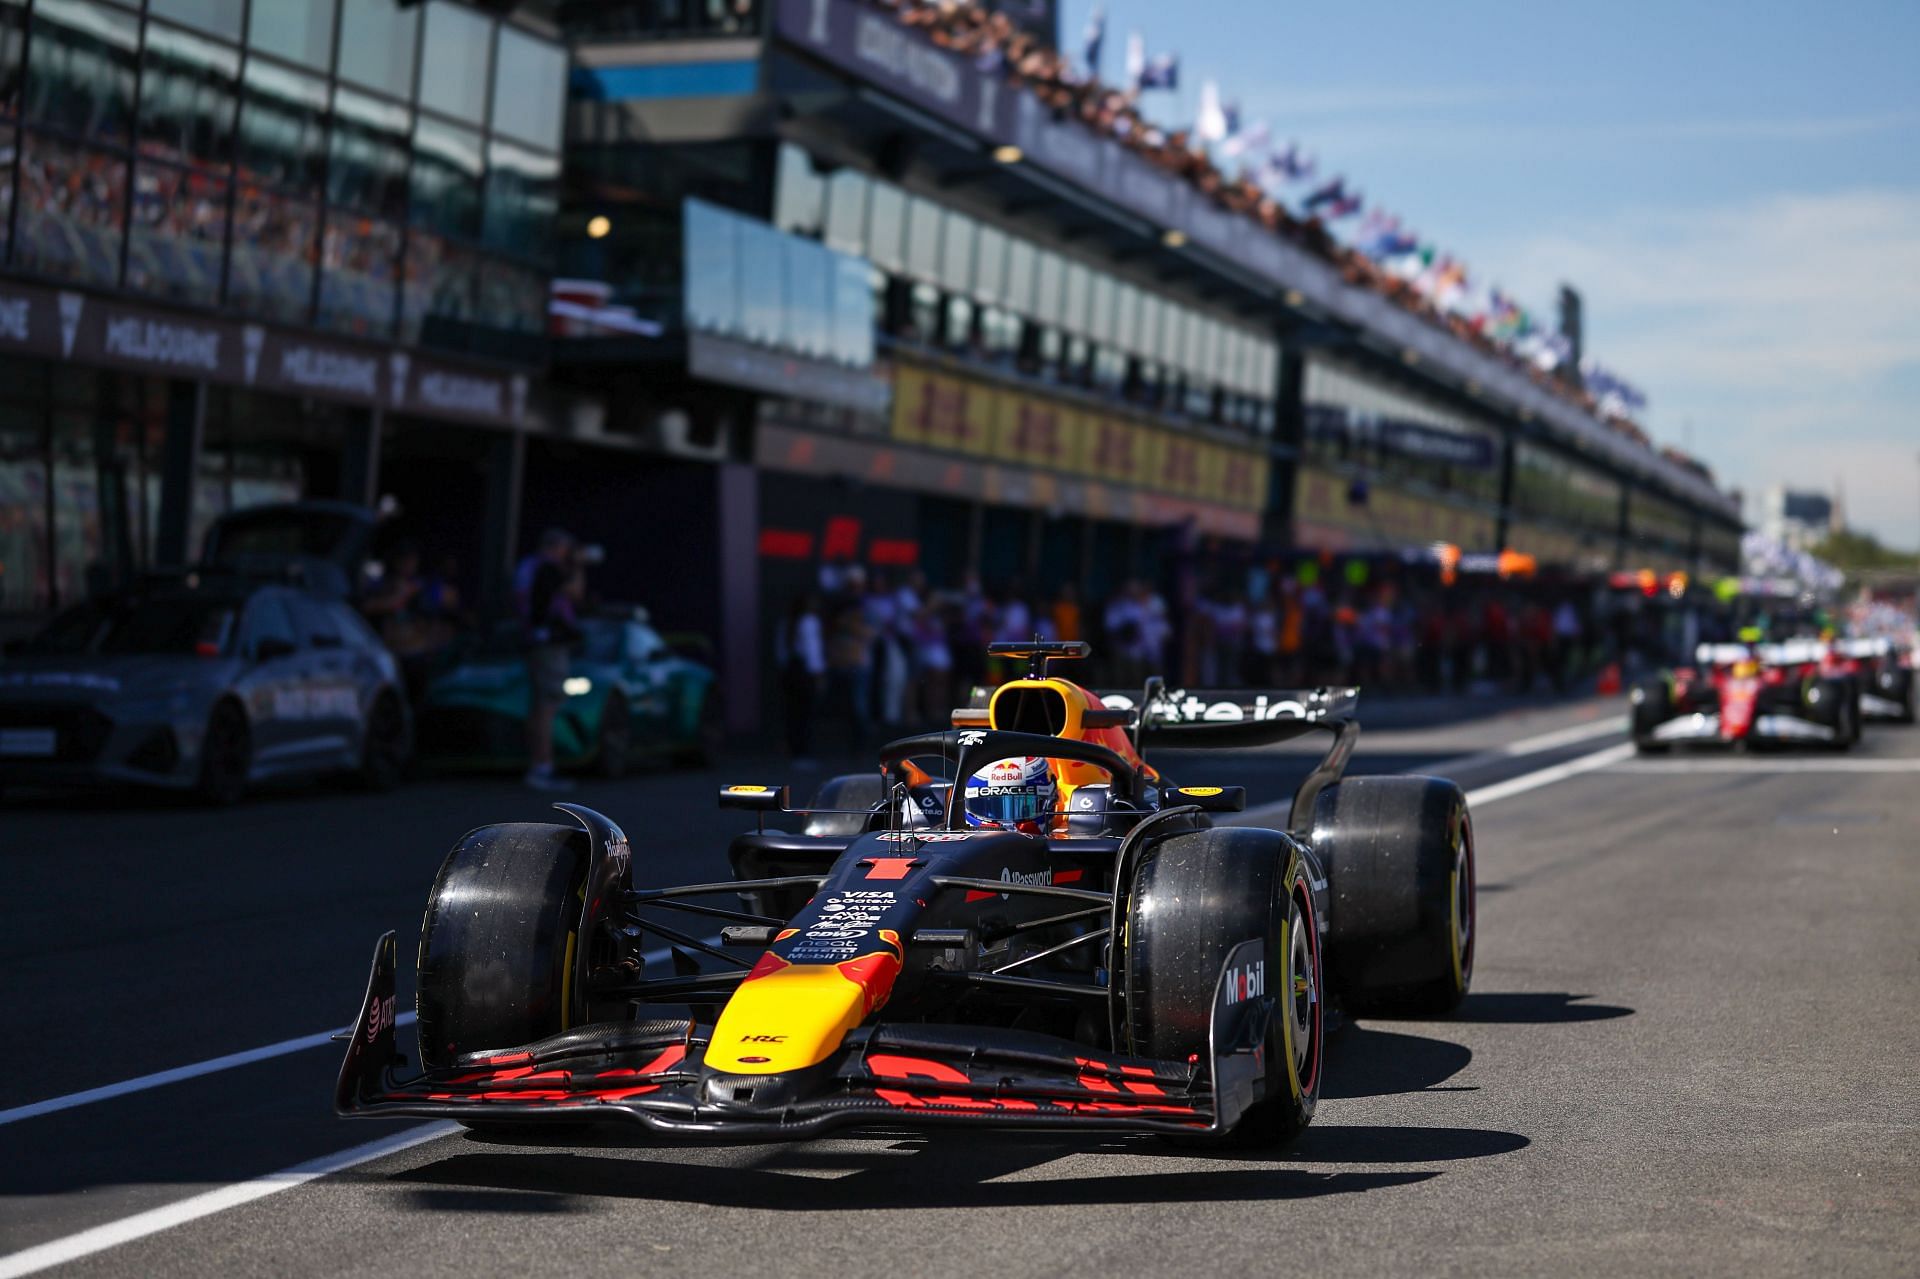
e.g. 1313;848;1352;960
518;528;592;792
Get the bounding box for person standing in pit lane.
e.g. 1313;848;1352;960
520;528;586;792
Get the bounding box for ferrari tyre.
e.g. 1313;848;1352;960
802;772;887;838
1629;679;1671;754
416;822;588;1074
595;696;632;778
197;698;251;806
1806;677;1859;749
1124;827;1321;1146
1311;776;1474;1016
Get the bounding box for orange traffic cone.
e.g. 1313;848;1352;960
1596;662;1621;696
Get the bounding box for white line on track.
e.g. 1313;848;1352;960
0;937;715;1129
1488;715;1625;757
0;1123;458;1279
0;736;1647;1273
0;1014;418;1128
1606;758;1920;773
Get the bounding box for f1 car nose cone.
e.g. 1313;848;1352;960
705;949;902;1075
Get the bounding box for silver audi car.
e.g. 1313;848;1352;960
0;574;410;804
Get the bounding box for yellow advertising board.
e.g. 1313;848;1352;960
1295;465;1496;549
892;361;1267;513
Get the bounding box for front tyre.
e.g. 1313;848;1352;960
1124;827;1320;1146
357;691;408;791
1629;679;1671;754
594;696;632;779
416;822;588;1074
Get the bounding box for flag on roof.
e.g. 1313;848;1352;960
1082;7;1105;79
1196;78;1230;143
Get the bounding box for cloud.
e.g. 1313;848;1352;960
1494;190;1920;545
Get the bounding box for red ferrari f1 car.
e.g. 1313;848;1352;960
336;643;1475;1145
1630;640;1861;753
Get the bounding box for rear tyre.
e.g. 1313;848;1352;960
1311;776;1474;1016
1124;827;1319;1147
416;822;588;1077
673;686;724;769
594;696;632;779
802;772;887;838
357;691;408;791
1629;679;1671;754
197;699;251;806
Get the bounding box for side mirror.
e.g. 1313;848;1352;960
254;637;298;662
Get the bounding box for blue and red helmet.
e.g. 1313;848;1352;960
963;755;1057;834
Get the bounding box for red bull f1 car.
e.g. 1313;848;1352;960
336;642;1476;1145
1630;640;1861;753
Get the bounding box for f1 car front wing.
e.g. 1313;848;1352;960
336;933;1273;1139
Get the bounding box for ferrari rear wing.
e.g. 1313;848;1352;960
336;932;1274;1139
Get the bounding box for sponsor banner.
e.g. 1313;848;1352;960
0;278;531;426
889;361;1267;512
1294;465;1496;551
757;421;1262;541
1503;518;1614;572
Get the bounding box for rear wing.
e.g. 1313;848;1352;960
1694;642;1753;667
1096;685;1359;837
1756;639;1827;667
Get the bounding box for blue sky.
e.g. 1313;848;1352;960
1060;0;1920;549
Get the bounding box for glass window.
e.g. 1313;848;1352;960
1112;282;1138;355
316;214;400;337
737;215;785;346
137;24;239;171
149;0;244;41
1061;260;1089;337
410;117;482;240
1136;293;1161;360
226;184;318;323
16;132;126;286
784;235;830;360
1;0;27;119
337;0;418;100
248;0;336;72
481;138;557;261
973;224;1005;305
1031;249;1062;325
328;87;410;220
1086;273;1113;345
831;253;871;367
684;198;739;336
125;163;228;305
1002;236;1033;315
865;180;904;272
491;26;566;149
400;229;477;343
419;2;492;120
821;167;866;256
904;196;941;281
237;60;328;194
241;593;298;654
772;141;823;237
475;257;544;334
24;0;139;146
938;209;973;293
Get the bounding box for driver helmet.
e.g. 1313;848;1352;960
964;756;1058;835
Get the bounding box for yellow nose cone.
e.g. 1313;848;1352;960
706;948;901;1075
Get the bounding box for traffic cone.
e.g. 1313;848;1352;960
1596;662;1621;696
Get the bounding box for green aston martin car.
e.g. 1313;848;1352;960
416;610;719;776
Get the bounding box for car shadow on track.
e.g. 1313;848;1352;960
388;1143;1443;1212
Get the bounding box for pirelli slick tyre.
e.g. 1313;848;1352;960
1311;776;1474;1017
416;822;588;1076
1629;679;1672;754
801;772;887;838
1123;827;1322;1147
1885;669;1918;724
1805;677;1860;749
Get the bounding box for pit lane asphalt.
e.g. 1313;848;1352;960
3;694;1915;1275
